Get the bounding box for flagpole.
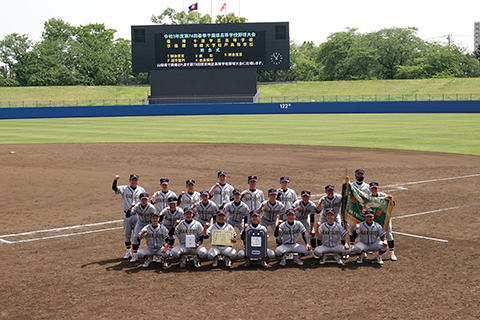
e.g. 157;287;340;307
210;0;213;23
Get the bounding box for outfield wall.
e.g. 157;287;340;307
1;101;479;120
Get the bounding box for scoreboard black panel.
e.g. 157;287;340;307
131;22;289;73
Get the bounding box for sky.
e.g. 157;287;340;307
1;0;479;52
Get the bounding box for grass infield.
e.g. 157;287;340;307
0;113;479;156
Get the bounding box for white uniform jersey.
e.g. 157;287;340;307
277;188;298;211
367;191;388;197
131;203;156;224
242;189;265;211
179;191;200;209
318;222;347;247
211;183;234;207
241;223;268;239
261;200;285;222
293;199;317;220
116;185;146;211
206;222;237;240
319;194;342;215
153;190;177;214
223;200;250;223
140;223;169;249
194;200;219;221
356;221;386;245
174;219;204;246
352;181;369;193
161;207;184;229
277;220;306;244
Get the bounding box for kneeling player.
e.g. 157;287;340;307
203;210;237;267
170;207;208;268
314;209;350;265
128;192;156;263
274;209;312;266
354;208;388;265
137;212;170;268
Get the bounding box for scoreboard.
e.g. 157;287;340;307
131;22;289;73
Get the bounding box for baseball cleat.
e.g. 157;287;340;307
319;255;327;265
160;257;169;268
130;253;138;263
357;252;366;264
279;255;287;266
224;257;232;267
261;259;268;267
143;257;153;268
390;252;397;261
152;255;161;263
293;255;303;266
244;258;251;267
212;256;219;267
193;256;201;268
334;254;344;265
342;254;349;260
375;254;384;265
123;249;132;260
312;252;321;260
179;255;187;268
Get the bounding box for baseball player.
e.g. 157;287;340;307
241;175;265;212
178;179;200;209
202;210;237;267
136;212;170;268
194;189;219;226
127;192;156;263
316;184;343;226
293;189;318;248
223;188;250;235
112;173;145;259
367;181;397;261
258;188;285;245
314;209;350;265
150;177;177;215
353;208;388;265
170;207;208;268
237;211;275;267
160;196;184;247
349;169;370;249
209;170;234;207
274;209;312;266
276;176;298;219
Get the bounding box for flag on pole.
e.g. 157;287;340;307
341;178;393;231
220;2;226;12
188;2;198;11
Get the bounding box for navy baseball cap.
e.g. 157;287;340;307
217;210;226;216
325;184;335;191
355;168;365;174
285;209;296;215
369;181;379;188
200;189;209;196
364;208;375;216
129;173;139;180
301;189;311;196
232;188;242;195
160;177;169;184
168;196;178;204
248;175;257;182
325;208;335;215
186;179;195;185
218;170;227;177
150;212;161;217
268;188;278;195
184;207;194;213
139;192;149;199
249;210;260;217
280;176;289;182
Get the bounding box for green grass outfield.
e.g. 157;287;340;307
1;114;479;156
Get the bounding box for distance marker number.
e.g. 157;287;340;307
279;103;291;109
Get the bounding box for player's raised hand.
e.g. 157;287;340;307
114;175;120;180
161;247;167;254
242;190;250;195
181;191;186;196
277;220;283;226
204;222;209;230
243;223;249;230
174;219;181;228
354;224;360;231
310;229;316;237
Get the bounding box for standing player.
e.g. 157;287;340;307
137;212;170;268
258;188;285;246
127;192;156;263
178;179;200;209
354;208;388;265
170;207;208;268
203;210;237;267
160;197;184;247
277;176;298;219
241;175;264;212
150;177;177;215
349;169;370;249
367;181;397;261
316;184;343;226
274;209;312;266
209;170;234;207
223;188;250;235
194;189;219;226
293;189;318;248
314;209;350;265
112;173;145;259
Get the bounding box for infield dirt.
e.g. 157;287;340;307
1;143;479;319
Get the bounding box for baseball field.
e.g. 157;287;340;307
1;112;479;319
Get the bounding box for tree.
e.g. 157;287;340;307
215;13;247;24
151;8;212;25
0;33;31;78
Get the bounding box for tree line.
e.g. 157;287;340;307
1;9;480;87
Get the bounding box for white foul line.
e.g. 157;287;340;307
3;227;123;244
392;231;448;243
384;173;480;188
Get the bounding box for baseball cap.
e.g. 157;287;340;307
325;184;335;191
186;179;195;185
285;209;296;215
364;208;375;216
184;207;194;213
232;188;242;195
217;210;226;216
280;176;289;182
248;175;257;182
160;177;169;185
325;208;335;215
355;168;365;174
218;170;227;177
129;173;139;180
369;181;379;188
150;212;161;217
268;188;278;195
139;192;149;199
301;189;311;196
249;210;260;217
200;189;209;196
168;196;178;204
